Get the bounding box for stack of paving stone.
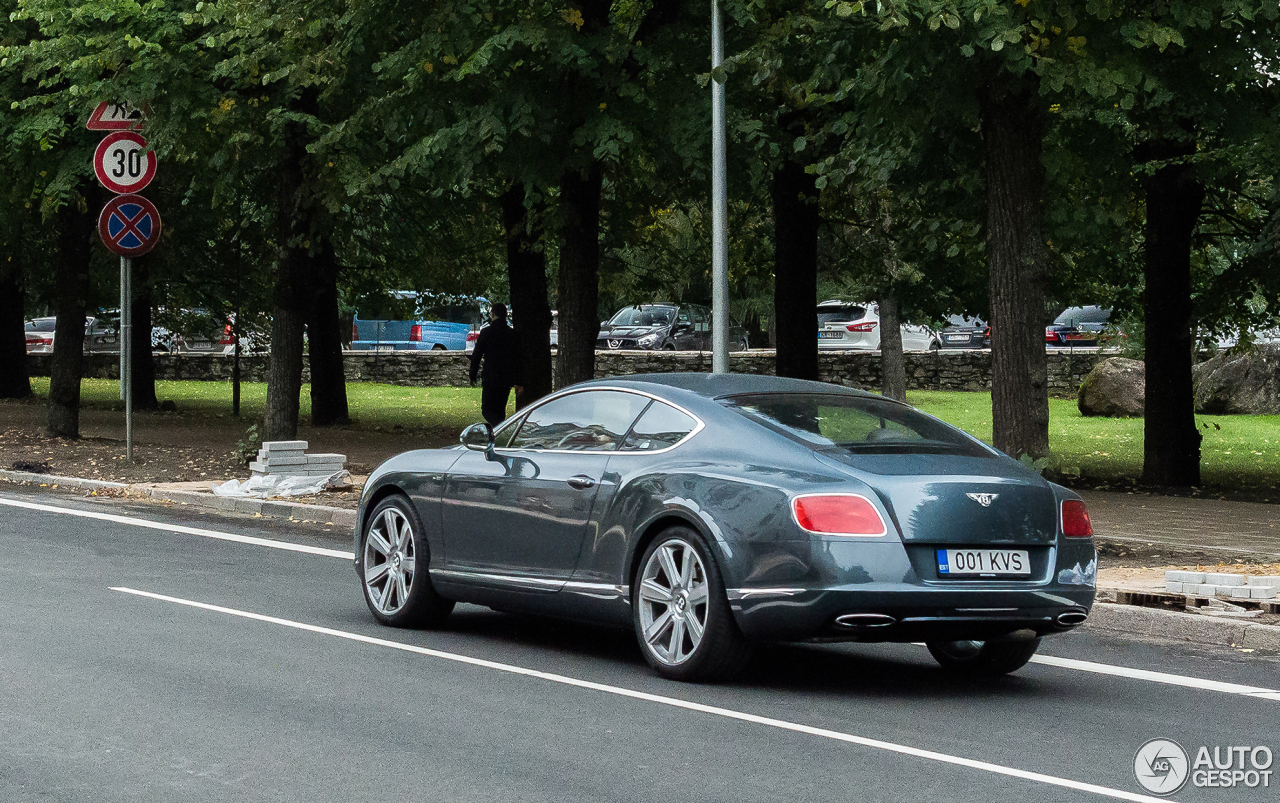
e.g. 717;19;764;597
1165;571;1280;600
249;441;347;478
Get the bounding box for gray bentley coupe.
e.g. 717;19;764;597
354;373;1097;681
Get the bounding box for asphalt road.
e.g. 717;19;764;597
2;486;1276;803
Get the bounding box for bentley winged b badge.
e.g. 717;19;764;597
966;492;999;507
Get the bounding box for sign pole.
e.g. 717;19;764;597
123;257;133;460
710;0;729;374
119;256;127;400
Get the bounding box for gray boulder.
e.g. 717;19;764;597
1193;344;1280;414
1077;357;1145;417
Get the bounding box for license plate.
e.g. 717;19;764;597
819;331;843;339
937;549;1030;576
1064;332;1091;341
944;335;965;342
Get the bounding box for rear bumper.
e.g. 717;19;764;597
730;587;1094;643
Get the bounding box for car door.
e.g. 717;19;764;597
691;305;711;350
672;306;697;349
441;389;651;585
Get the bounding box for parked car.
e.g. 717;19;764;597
816;300;939;352
937;315;990;349
354;373;1096;682
1045;306;1111;347
596;303;749;351
353;291;487;352
23;317;59;354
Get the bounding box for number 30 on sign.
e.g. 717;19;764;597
93;131;157;194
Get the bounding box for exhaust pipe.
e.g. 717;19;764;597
1056;610;1088;626
834;613;897;628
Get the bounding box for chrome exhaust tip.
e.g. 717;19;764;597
834;613;897;628
1056;610;1088;626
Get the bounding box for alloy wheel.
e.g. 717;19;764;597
638;539;710;665
363;507;417;616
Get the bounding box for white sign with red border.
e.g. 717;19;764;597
86;101;144;131
93;131;157;194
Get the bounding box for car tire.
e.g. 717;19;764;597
661;341;677;351
929;339;940;352
632;526;753;682
431;343;447;351
926;638;1041;677
360;494;454;628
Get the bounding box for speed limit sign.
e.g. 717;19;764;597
93;131;157;194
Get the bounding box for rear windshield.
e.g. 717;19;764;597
817;305;866;324
1054;307;1110;326
721;393;991;457
26;319;56;332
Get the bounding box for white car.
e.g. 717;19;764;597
816;300;939;352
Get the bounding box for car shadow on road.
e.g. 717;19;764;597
436;606;1051;700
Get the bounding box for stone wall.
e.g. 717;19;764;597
28;349;1105;396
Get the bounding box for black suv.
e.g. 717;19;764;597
596;303;748;351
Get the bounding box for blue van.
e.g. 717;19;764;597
351;291;488;351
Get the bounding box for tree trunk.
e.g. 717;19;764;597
1139;137;1203;487
48;196;95;438
264;129;310;442
308;243;350;426
502;182;553;407
879;293;906;402
555;163;602;389
980;69;1050;461
129;256;158;411
0;261;31;399
772;158;820;381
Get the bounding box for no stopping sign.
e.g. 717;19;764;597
98;194;162;256
93;131;157;194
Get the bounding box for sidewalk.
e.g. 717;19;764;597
1079;490;1280;559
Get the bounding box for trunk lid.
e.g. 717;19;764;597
814;452;1058;545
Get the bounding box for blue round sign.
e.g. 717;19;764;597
98;193;162;256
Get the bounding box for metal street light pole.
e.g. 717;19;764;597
710;0;729;374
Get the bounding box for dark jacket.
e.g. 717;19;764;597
469;320;522;387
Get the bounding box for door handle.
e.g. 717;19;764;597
567;475;596;490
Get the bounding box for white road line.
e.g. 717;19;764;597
7;494;1276;705
1030;654;1280;701
0;496;353;560
112;586;1177;803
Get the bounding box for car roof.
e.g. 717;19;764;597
581;372;876;400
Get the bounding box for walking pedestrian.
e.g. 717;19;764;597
469;303;523;428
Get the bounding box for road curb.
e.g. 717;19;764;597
1085;602;1280;653
0;469;356;528
0;470;129;492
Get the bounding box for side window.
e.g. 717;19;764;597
691;306;709;333
677;307;692;326
492;415;523;448
620;401;699;452
509;390;650;451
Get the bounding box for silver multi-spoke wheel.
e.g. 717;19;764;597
638;539;710;666
363;506;417;616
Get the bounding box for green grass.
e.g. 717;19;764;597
908;390;1280;492
19;379;1280;493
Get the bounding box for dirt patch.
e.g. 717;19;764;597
0;399;455;487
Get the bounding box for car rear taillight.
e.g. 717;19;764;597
352;323;359;340
1061;500;1093;538
30;337;53;346
409;324;423;342
792;494;888;537
220;323;234;345
466;331;479;343
1045;328;1057;343
846;322;878;333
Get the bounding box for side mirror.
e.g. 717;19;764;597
461;422;494;453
